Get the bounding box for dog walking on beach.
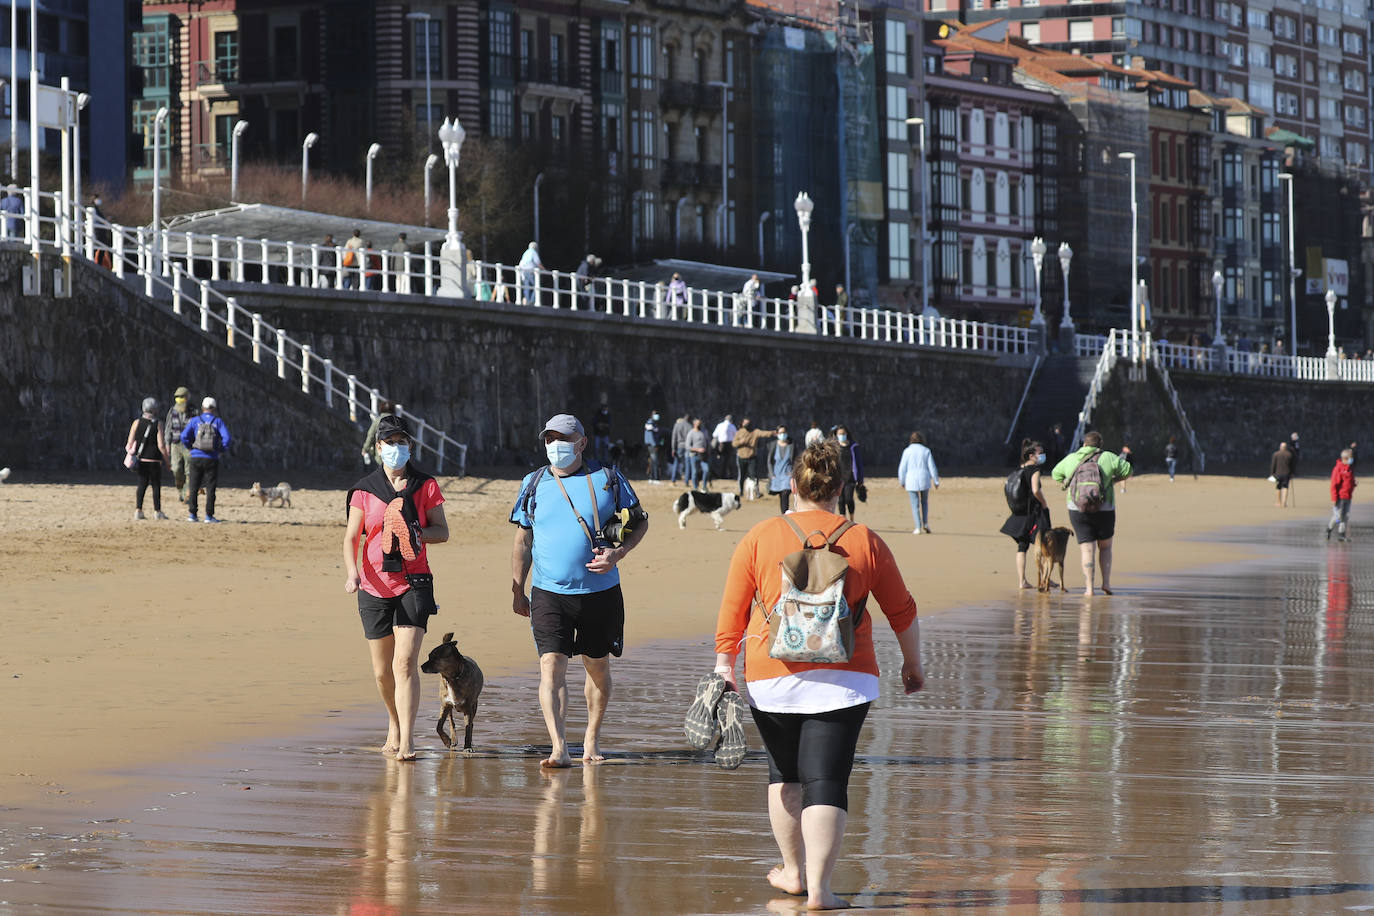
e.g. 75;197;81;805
250;481;292;508
420;632;484;752
1036;526;1073;592
676;490;741;530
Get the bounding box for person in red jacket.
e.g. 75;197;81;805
1327;447;1357;541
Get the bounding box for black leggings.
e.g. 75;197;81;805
773;490;791;514
839;481;857;517
136;460;163;511
750;702;870;810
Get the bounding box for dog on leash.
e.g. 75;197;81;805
249;481;292;508
1036;526;1074;592
676;490;741;530
420;632;484;752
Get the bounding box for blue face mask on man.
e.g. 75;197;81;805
547;440;579;469
378;441;410;470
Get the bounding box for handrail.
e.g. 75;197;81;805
14;189;467;475
1070;329;1118;451
1148;339;1206;472
1003;353;1043;446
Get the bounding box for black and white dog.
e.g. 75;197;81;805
675;490;741;530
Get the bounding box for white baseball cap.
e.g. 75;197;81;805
202;397;217;409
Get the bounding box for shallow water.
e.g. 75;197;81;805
3;523;1374;914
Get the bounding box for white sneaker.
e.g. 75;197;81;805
133;510;146;521
154;511;168;520
913;527;922;535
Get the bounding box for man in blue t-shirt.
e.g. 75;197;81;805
510;413;650;768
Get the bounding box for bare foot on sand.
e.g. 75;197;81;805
540;754;573;769
1018;581;1034;590
1100;586;1113;595
395;748;417;762
768;865;806;896
582;738;606;764
807;892;850;910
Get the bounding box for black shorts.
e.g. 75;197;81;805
530;585;625;659
1067;509;1116;544
1274;475;1291;489
357;586;436;639
750;703;871;810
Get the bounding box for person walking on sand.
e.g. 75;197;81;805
1051;431;1133;596
126;397;170;520
1001;440;1052;588
669;412;691;484
765;425;796;513
180;397;232;524
510;414;650;767
732;418;775;499
343;415;449;762
686;417;711;489
164;385;195;503
1164;436;1179;482
1326;448;1357;542
713;440;925;910
833;425;865;521
643;410;663;483
897;431;939;534
1270;441;1295;507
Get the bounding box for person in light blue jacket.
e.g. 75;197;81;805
897;430;940;534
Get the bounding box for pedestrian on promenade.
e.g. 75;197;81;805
897;431;940;535
164;385;195;503
576;254;597;310
318;234;337;288
364;241;383;291
669;412;691;484
713;440;925;910
765;425;795;513
732;418;775;499
1051;431;1133;596
518;242;543;304
342;229;364;290
1326;448;1357;542
643;410;663;483
343;414;449;762
687;417;711;489
738;273;761;326
510;414;649;767
2;184;24;238
833;284;848;335
388;233;410;293
1270;441;1295;507
180;397;232;524
1000;440;1051;589
833;425;865;521
668;273;688;317
1164;436;1179;482
126;397;170;521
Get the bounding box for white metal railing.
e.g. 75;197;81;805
1149;342;1206;472
1070;329;1120;451
470;260;1032;354
1076;327;1374;385
14;189;467;475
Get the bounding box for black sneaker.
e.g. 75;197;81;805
1325;527;1333;541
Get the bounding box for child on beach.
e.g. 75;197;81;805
1327;448;1357;542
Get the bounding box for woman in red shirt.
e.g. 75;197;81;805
344;415;449;761
714;441;924;909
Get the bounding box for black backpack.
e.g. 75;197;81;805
1004;467;1030;513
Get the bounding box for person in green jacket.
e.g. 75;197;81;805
1050;430;1133;596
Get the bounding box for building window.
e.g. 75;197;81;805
133;19;171;92
489;88;514;138
885;20;907;75
888;222;911;280
413;18;440;79
213;31;238;83
1068;20;1094;42
520;111;535;141
273;25;298;80
629;109;655;169
551;115;565;148
629;22;655;90
550;34;564;83
489;10;513;79
885;86;907;140
887;151;909;211
519;30;534;80
1022;22;1040;43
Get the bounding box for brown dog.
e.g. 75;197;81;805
420;632;484;752
1036;526;1074;592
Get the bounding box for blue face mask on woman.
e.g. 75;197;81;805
547;440;579;469
378;441;410;470
1036;453;1047;465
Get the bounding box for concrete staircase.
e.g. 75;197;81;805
1008;352;1099;457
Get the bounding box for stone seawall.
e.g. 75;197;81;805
0;248;360;472
1088;362;1368;473
211;283;1035;471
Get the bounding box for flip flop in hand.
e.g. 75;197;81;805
383;497;420;562
684;673;726;750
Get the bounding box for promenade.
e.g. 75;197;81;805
2;474;1371;913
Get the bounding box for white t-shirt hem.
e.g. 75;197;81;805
746;670;879;714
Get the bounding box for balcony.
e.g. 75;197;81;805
194;60;238;89
660;80;723;112
517;59;589;89
663;159;709;186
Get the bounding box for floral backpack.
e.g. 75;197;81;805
758;516;863;664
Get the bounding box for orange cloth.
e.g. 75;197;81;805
714;509;918;683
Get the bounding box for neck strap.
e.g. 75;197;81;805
553;469;602;550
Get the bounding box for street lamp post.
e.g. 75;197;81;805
794;191;817;333
424;153;438;226
1325;286;1338;360
1212;269;1224;343
533;171;544;249
151;106;169;270
73;91;90;245
1278;172;1298;355
1119;151;1140;362
757;210;771;265
365;142;381;213
229;119;248;202
437;117;465;249
1058;241;1074;330
904;116;930;317
406;12;435;148
708;80;730;253
301;132;318;203
1030;236;1047;327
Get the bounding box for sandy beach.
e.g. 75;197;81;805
1;466;1333;813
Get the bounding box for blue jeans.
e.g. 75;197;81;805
907;489;929;529
1165;457;1177;480
693;456;711;489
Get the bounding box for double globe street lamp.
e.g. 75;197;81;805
437;117;466;251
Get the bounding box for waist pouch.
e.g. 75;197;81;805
405;573;438;614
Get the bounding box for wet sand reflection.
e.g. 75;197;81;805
3;525;1374;913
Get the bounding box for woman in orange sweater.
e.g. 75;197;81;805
714;441;925;910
